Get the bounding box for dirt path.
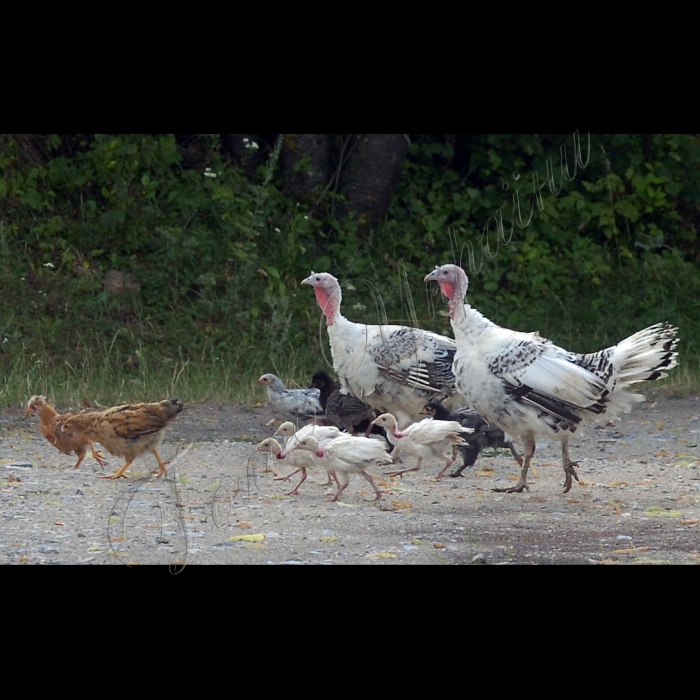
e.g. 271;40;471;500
1;395;699;565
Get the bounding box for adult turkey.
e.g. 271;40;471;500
301;272;459;428
425;264;679;493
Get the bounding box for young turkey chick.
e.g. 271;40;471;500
371;412;471;480
273;421;341;489
25;395;105;471
308;370;379;435
421;401;522;476
286;434;391;502
59;398;183;479
253;438;300;492
258;373;324;425
254;430;341;496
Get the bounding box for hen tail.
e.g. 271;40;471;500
101;398;184;439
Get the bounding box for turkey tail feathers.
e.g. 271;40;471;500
612;322;679;385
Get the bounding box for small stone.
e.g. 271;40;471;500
472;553;488;565
616;535;633;541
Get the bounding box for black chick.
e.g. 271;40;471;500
309;370;383;438
421;401;522;477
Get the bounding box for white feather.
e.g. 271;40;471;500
287;433;391;501
425;264;679;492
372;413;470;478
302;272;459;427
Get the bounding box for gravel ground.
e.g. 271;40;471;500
2;394;699;566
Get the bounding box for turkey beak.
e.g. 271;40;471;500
301;275;313;286
424;268;439;283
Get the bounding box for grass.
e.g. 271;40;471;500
2;252;699;412
2;338;698;414
0;341;327;411
643;356;700;399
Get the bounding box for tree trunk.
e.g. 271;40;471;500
280;134;332;202
221;133;261;173
336;134;409;235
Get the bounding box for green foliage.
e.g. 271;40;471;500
1;133;699;407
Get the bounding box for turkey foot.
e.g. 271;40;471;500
562;460;579;494
274;470;299;482
385;466;420;478
435;455;457;480
493;480;529;494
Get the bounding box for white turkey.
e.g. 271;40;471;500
252;437;290;482
257;373;324;425
301;272;460;429
370;413;471;480
420;401;522;477
286;434;392;502
273;421;341;491
253;435;338;496
425;263;679;493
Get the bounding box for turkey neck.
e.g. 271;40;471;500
448;273;497;340
450;298;497;343
314;283;342;326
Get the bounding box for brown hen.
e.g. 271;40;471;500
25;395;106;471
59;398;184;479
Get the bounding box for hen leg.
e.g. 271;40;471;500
100;458;134;479
493;438;535;493
70;448;86;470
561;440;580;494
88;441;106;469
285;468;307;496
151;448;170;478
386;457;422;478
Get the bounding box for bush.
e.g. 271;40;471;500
1;133;698;406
